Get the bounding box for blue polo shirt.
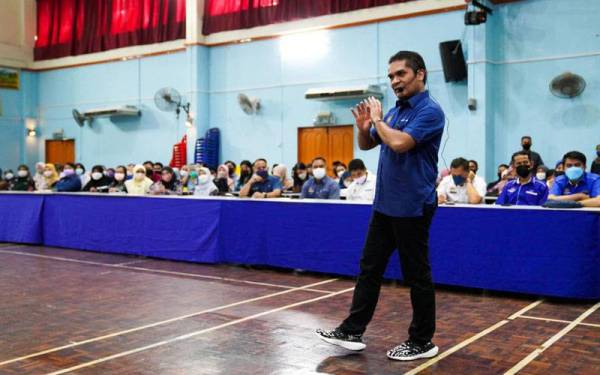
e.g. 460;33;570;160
496;178;548;206
250;176;282;194
300;176;340;199
549;173;600;198
369;90;445;217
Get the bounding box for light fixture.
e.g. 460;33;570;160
185;114;194;128
27;129;37;137
25;118;37;137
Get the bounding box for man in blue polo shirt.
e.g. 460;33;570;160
300;156;340;199
239;158;282;199
317;51;444;361
548;151;600;201
496;151;548;205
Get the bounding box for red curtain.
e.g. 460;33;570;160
202;0;414;35
35;0;186;61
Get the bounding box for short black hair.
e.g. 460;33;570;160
511;151;531;164
498;163;509;169
562;151;586;165
115;165;127;173
225;160;236;168
521;136;532;141
18;164;29;171
388;50;427;84
154;162;163;168
75;163;85;171
450;157;469;170
63;162;75;169
312;156;326;165
253;158;267;166
143;160;153;165
468;159;479;169
91;165;104;173
348;159;366;172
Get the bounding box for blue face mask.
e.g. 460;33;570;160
452;175;465;186
565;166;583;181
257;170;269;179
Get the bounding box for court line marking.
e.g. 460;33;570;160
504;302;600;375
44;286;356;375
404;300;544;375
0;248;332;294
0;278;340;367
518;314;600;328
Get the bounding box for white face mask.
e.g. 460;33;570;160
75;168;84;175
198;175;210;184
180;170;189;177
337;170;345;178
92;172;103;180
17;170;28;178
134;172;146;181
44;170;53;177
354;175;367;184
5;173;14;180
114;172;125;181
313;168;326;180
536;172;546;180
298;172;307;180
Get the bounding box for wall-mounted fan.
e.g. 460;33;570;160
238;93;261;115
550;72;586;98
72;109;87;127
154;87;191;118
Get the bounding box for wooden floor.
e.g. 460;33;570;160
0;243;597;375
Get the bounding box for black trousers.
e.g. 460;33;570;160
339;205;436;345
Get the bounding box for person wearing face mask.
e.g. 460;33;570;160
108;166;128;193
193;167;219;197
126;164;135;180
42;163;60;190
548;151;600;201
151;162;164;182
332;161;347;184
83;165;113;193
437;157;486;204
125;165;153;195
239;158;282;198
345;159;376;202
10;165;36;191
214;164;234;193
149;166;182;195
300;157;340;199
486;164;509;195
179;165;191;186
272;164;294;192
292;162;308;193
515;136;544;171
534;165;548;185
184;167;201;194
1;169;16;190
33;162;46;190
74;163;90;188
496;152;548;206
224;160;239;187
55;163;82;192
104;168;116;180
591;144;600;175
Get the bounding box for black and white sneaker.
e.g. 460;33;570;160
387;341;438;361
316;328;366;351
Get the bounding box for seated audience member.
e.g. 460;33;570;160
149;166;182;195
306;164;313;178
333;162;347;183
83;165;113;192
151;162;163;182
545;169;556;190
104;167;115;179
42;163;60;190
55;163;82;192
272;164;294;192
339;170;353;189
143;160;154;179
486;164;509;194
468;159;479;174
517;136;544;170
1;169;15;190
11;165;36;191
535;165;548;184
345;159;376;201
74;163;90;187
437;157;486;204
548;151;600;201
292;162;308;193
301;157;340;200
239;158;282;199
437;168;450;187
125;165;153;195
214;164;234;193
554;161;564;176
592;144;600;175
126;164;135;179
193;167;219;196
179;165;191;186
224;160;238;187
185;168;201;194
33;162;46;190
235;160;253;191
496;151;548;206
108;165;128;193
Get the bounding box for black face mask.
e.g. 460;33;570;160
516;165;531;178
522;143;532;151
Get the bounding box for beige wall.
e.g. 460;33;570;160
0;0;35;68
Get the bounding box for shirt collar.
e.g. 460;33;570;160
568;172;586;187
396;90;429;109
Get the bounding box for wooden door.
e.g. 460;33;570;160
297;125;354;175
45;140;75;165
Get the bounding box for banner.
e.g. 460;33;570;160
0;68;19;90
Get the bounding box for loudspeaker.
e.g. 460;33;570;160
439;40;467;82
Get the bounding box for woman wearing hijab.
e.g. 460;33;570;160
1;169;15;190
214;164;234;193
149;166;182;195
33;162;46;190
273;164;294;192
193;167;218;197
82;165;113;192
11;165;36;191
125;165;153;195
185;167;201;194
42;163;60;190
108;165;128;193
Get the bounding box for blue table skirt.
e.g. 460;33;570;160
1;193;598;299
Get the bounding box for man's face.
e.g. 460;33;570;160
468;162;478;173
153;164;162;173
144;163;153;170
312;159;326;170
564;158;584;170
513;154;531;169
450;166;469;179
350;169;366;180
253;160;267;173
521;138;532;149
388;60;425;100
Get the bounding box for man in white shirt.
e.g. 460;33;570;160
437;157;486;204
346;159;376;201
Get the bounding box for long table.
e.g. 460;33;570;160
1;192;598;299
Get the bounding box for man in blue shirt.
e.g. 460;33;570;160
317;51;444;361
300;157;340;199
496;151;548;206
239;158;282;199
55;163;82;192
548;151;600;201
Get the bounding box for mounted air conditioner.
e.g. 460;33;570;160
72;105;141;126
305;85;383;101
